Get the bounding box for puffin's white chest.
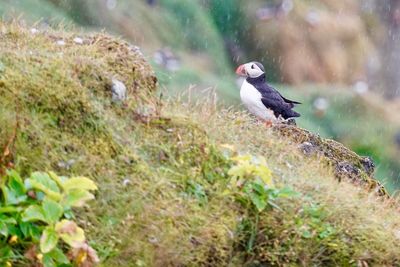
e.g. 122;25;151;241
240;80;276;120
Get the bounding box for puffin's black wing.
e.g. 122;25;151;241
261;97;300;119
256;83;301;119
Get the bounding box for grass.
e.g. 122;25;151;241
1;21;400;266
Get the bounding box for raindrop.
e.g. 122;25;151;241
106;0;117;10
353;81;369;95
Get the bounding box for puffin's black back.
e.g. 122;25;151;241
247;74;301;119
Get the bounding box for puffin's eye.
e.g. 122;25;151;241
251;65;255;69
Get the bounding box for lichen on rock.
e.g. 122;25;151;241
273;124;388;196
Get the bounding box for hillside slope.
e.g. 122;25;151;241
1;22;400;266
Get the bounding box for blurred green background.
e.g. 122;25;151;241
1;0;400;191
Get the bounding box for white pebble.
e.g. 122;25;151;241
73;37;84;44
130;45;143;56
56;40;66;46
148;236;158;244
111;79;127;101
30;28;39;34
122;178;131;187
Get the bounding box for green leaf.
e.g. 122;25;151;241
55;220;85;248
276;187;300;198
43;198;63;224
0;206;20;213
0;221;8;237
27;172;60;193
255;164;273;187
40;227;59;253
42;253;56;267
62;189;95;208
249;193;267;212
228;165;247;179
22;205;47;223
19;222;31;237
0;246;13;258
319;225;335;239
46;247;70;264
251;181;266;194
63;177;97;191
1;185;27;205
7;224;22;237
48;171;65;190
0;216;16;224
29;223;42;241
6;169;22;182
25;172;62;201
2;170;27;205
63;209;74;219
244;182;268;212
7;169;26;194
302;230;313;239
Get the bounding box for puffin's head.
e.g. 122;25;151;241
235;61;265;78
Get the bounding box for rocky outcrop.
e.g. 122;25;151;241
274;124;388;196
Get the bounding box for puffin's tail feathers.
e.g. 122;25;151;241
284;110;300;119
281;95;302;105
290;110;301;118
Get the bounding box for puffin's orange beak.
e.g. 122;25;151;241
235;64;246;76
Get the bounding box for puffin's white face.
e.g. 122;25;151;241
235;62;265;78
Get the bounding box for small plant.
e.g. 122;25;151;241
186;180;208;205
226;154;298;253
296;203;336;240
227;155;297;212
0;170;98;267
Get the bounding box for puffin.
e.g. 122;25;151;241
235;61;301;124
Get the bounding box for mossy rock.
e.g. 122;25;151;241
274;124;388;196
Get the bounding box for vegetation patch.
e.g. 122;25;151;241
0;170;98;267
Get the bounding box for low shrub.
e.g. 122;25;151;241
0;170;98;267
